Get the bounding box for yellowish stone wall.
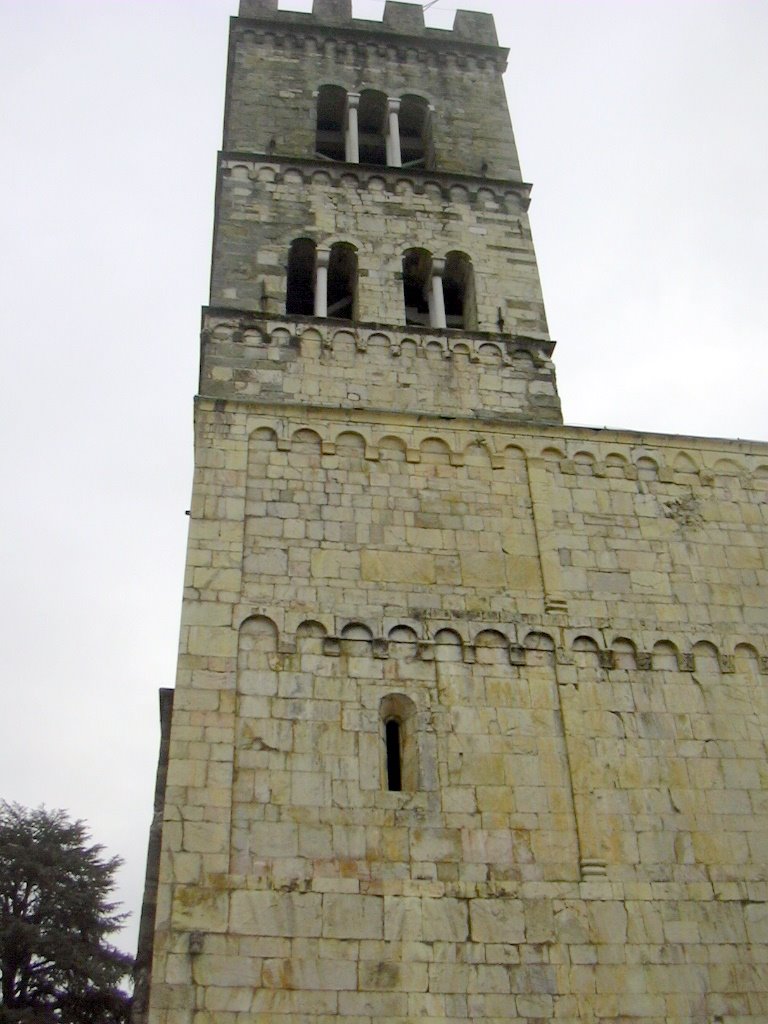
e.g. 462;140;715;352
143;4;768;1020
146;398;768;1023
211;161;547;339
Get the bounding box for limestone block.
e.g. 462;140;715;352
192;954;260;987
462;829;514;865
166;759;207;789
182;822;227;855
384;896;422;941
322;894;383;939
337;991;408;1017
524;899;555;942
459;551;507;588
203;987;254;1013
358;960;428;992
171;886;229;933
361;549;435;584
186;627;236;658
246;821;298;858
250;988;338;1014
262;957;357;990
470;898;525;943
745;902;768;943
470;965;511;994
505;555;543;591
291;770;330;807
422;897;469;942
410;828;461;863
428;962;470;993
516;994;555;1017
229;891;322;937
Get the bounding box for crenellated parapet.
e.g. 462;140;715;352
238;0;500;51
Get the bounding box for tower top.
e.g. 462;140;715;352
238;0;499;48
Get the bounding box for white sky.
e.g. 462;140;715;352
1;0;766;959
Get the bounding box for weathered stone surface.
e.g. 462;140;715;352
142;1;768;1022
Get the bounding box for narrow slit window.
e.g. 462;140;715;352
385;719;402;791
380;693;417;792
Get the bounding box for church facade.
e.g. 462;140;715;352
135;2;768;1021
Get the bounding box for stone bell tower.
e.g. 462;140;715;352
138;2;768;1022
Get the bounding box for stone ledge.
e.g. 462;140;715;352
219;152;530;202
202;309;555;361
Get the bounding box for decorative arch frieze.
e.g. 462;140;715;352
233;612;768;676
239;416;768;494
219;156;530;211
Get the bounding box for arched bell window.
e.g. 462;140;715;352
315;85;347;161
399;95;433;169
402;248;432;327
443;251;476;330
285;238;316;316
327;242;357;321
313;87;435;170
358;90;388;166
286;238;357;321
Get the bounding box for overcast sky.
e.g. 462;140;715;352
1;0;766;959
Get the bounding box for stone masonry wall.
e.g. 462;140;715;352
146;399;768;1023
185;401;768;633
144;4;768;1021
210;159;548;340
200;315;560;423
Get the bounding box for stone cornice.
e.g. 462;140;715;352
201;307;555;359
232;13;510;65
193;384;768;458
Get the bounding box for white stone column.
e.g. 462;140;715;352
386;97;402;167
345;93;360;163
427;257;446;329
314;248;330;317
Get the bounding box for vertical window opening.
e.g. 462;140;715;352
380;693;418;792
315;85;347;161
327;243;357;320
399;95;433;169
402;248;432;326
358;90;387;166
385;719;402;792
286;238;316;316
443;252;476;330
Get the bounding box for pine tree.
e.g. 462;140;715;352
0;802;132;1024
